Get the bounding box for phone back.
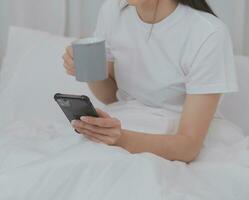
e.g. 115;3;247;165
54;93;98;122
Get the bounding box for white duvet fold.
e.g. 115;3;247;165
0;117;248;200
0;102;249;200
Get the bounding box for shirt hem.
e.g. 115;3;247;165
186;83;239;94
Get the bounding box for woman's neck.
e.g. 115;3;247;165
136;0;178;24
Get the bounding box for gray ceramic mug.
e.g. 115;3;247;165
72;37;108;82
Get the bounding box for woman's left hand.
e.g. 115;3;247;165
71;108;122;145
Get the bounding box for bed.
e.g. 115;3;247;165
0;27;248;200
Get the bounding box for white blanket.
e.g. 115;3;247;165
0;101;249;200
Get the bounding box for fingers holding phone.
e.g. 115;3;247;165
72;108;122;145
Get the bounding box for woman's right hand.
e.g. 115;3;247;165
63;46;76;76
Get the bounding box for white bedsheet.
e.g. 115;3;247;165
0;101;249;200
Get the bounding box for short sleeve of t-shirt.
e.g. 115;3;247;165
185;27;239;94
93;4;114;62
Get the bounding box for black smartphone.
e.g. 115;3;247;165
54;93;99;123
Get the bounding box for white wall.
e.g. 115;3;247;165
65;0;103;37
208;0;247;55
7;0;102;37
8;0;66;35
244;3;249;55
0;0;9;66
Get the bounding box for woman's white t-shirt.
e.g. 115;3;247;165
94;0;238;115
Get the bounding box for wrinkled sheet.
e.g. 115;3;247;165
0;102;249;200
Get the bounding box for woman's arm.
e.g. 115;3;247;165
63;46;118;105
72;94;221;163
117;94;221;162
87;62;118;105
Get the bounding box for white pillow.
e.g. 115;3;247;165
0;27;104;127
0;26;53;92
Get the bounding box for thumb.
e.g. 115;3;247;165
96;108;111;118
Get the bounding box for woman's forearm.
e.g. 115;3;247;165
117;130;202;162
87;62;118;105
87;77;118;105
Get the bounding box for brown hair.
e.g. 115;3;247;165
177;0;216;16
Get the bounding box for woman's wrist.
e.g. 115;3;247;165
115;129;129;149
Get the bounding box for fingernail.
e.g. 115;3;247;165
80;116;87;122
71;120;76;126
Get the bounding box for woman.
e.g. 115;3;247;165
63;0;238;162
